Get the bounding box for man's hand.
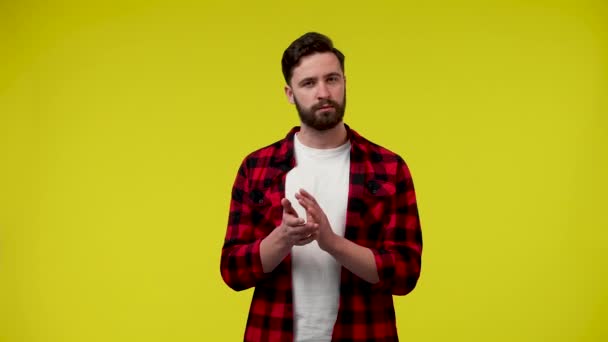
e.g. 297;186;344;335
279;198;318;247
260;197;318;273
295;189;337;252
295;188;380;284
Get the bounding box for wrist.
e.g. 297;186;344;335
270;225;293;252
320;232;341;254
260;226;293;274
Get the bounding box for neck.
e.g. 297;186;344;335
297;122;348;149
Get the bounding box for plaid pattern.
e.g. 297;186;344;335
221;125;422;341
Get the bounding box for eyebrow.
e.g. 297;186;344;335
298;77;316;86
325;72;342;79
297;72;343;86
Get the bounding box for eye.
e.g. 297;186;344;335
301;80;314;87
327;75;340;83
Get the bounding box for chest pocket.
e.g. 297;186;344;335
347;177;396;245
363;178;396;221
366;179;396;198
349;178;396;214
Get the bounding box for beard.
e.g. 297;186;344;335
294;93;346;131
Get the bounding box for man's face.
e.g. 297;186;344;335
285;52;346;131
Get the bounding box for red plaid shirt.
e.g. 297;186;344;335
221;125;422;341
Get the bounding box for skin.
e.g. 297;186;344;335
285;52;348;148
259;52;379;284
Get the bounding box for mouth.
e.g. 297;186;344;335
316;104;335;112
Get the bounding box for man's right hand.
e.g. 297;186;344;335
279;198;318;247
260;198;318;273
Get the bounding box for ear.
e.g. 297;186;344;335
284;85;295;104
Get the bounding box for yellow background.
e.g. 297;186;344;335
1;0;606;341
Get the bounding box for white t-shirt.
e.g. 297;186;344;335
285;133;351;342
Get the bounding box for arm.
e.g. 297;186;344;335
220;161;266;291
220;161;318;290
322;234;380;284
296;157;422;295
295;190;379;284
368;157;423;295
260;198;317;273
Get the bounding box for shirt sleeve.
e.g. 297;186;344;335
371;156;423;295
220;158;268;291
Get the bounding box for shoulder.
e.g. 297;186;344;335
236;131;295;178
241;139;285;168
351;129;407;166
351;131;417;198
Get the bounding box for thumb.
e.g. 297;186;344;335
281;198;298;217
306;209;316;223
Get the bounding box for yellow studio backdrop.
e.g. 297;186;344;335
0;0;606;341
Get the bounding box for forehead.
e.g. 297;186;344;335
291;52;343;82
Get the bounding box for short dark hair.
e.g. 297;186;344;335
281;32;345;85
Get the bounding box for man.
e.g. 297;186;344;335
220;32;422;341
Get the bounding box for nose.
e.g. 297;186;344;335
316;81;330;99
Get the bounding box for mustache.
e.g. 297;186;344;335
312;99;339;111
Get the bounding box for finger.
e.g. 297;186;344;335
296;198;319;221
293;228;317;245
281;198;299;217
298;189;318;204
284;215;305;227
305;208;319;224
297;195;320;215
306;209;316;224
286;221;317;236
293;194;317;218
293;235;315;246
296;195;314;210
294;191;309;203
294;224;321;245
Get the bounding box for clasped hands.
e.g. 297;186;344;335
279;189;335;251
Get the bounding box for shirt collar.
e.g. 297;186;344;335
272;123;366;168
